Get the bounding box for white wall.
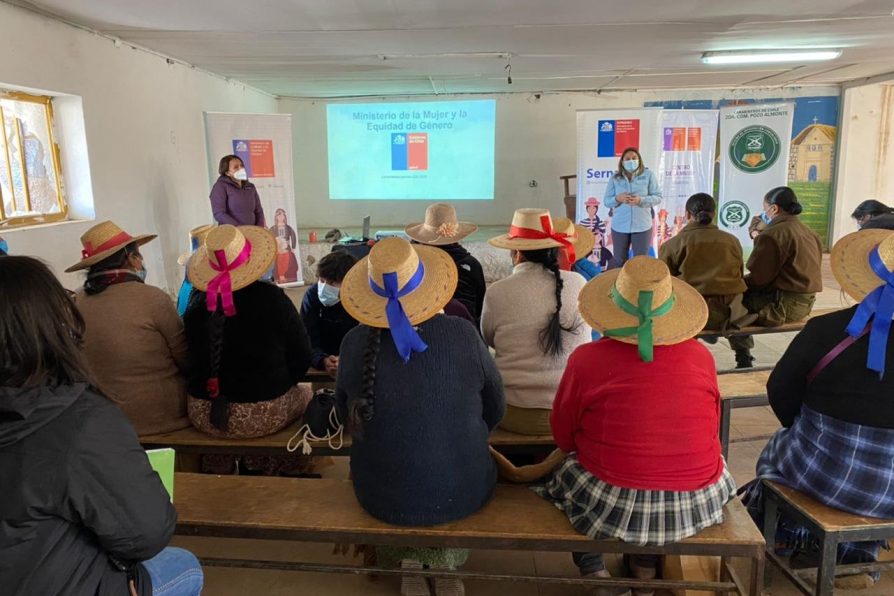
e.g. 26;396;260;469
832;82;894;242
281;86;839;229
0;2;277;292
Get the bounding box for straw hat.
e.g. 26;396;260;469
177;224;216;266
66;221;157;272
405;203;478;246
489;209;568;251
579;256;708;357
554;217;595;261
340;237;458;328
187;225;277;293
831;230;894;303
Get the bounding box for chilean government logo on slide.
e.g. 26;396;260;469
391;133;428;171
728;125;781;173
719;200;751;229
597;119;640;157
232;139;275;177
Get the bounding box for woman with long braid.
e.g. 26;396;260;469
483;209;591;435
335;238;504;596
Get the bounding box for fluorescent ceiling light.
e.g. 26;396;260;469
701;49;842;65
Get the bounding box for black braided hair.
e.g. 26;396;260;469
519;248;579;357
348;326;381;439
207;307;229;431
685;192;716;225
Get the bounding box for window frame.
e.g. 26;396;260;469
0;89;68;227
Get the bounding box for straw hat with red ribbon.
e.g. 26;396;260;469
405;203;478;246
830;229;894;377
65;221;157;273
579;256;708;362
488;208;579;260
340;237;458;362
187;225;277;317
553;217;595;268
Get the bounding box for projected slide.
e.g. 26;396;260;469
327;99;496;200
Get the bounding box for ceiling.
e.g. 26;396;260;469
14;0;894;97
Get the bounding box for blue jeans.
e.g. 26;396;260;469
143;547;203;596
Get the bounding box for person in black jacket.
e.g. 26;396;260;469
852;199;894;231
300;250;359;376
0;256;203;596
406;203;486;322
183;225;313;438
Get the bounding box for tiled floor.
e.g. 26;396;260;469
177;256;893;594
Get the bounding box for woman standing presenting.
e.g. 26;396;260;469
603;147;662;268
210;154;266;227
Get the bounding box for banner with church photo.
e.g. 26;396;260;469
655;109;719;250
718;103;794;248
576;108;662;266
204;112;303;287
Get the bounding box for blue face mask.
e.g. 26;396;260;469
136;268;148;282
623;159;639;173
760;211;772;225
318;282;340;307
0;238;7;255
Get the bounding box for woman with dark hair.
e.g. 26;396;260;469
0;256;203;596
184;225;312;444
483;209;590;435
603;147;662;268
270;207;300;283
66;221;191;435
737;186;824;367
301;250;359;375
852;199;894;230
210;154;266;226
659;193;754;363
335;237;505;596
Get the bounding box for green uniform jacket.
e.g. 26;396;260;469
659;221;747;296
745;213;823;294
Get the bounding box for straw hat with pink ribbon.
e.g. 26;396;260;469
187;224;277;317
488;208;581;263
65;221;157;272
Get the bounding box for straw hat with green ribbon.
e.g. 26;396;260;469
579;256;708;361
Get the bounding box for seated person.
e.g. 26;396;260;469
483;209;591;435
0;256;202;596
738;186;824;367
852;199;894;231
300;251;359;375
529;257;735;594
176;224;215;316
67;221;190;435
554;217;600;281
183;225;312;438
743;229;894;582
406;203;487;322
336;238;505;596
658;193;755;366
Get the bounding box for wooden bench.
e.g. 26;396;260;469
697;308;839;339
718;369;772;460
301;368;335;384
761;481;894;596
141;426;555;457
174;472;765;594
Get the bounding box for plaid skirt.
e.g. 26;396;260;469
532;455;736;546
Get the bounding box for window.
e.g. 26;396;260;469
0;90;67;226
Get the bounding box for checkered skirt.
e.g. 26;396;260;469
531;455;736;546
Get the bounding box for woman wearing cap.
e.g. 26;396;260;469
270;207;300;283
742;230;894;588
737;186;824;367
852;199;894;230
579;197;612;268
210;154;266;227
530;257;735;594
658;193;754;360
336;237;505;596
183;225;313;444
67;221;190;435
483;209;591;435
405;203;486;322
603;147;662;268
0;256;203;596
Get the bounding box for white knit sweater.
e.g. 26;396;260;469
481;262;591;410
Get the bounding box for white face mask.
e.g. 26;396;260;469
318;281;341;307
232;168;248;181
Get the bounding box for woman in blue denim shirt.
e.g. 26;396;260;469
603;147;662;268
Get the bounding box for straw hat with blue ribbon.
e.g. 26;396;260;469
578;256;708;362
830;229;894;377
340;237;458;362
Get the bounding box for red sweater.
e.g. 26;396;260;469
550;338;723;491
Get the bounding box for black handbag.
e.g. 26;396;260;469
287;389;344;455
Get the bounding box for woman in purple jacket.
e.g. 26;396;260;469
210;155;266;226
